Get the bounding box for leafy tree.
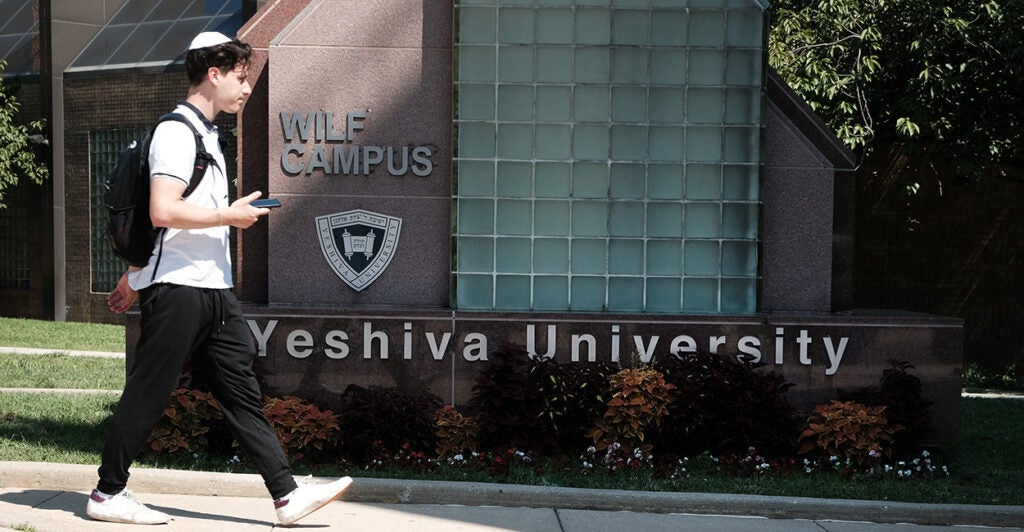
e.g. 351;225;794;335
0;59;49;208
768;0;1023;188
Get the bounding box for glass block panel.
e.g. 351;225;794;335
648;164;684;200
650;49;686;85
498;84;533;121
496;237;532;272
457;274;493;309
684;240;720;275
725;87;761;124
534;238;570;273
646;278;681;312
458;122;495;158
683;278;718;312
577;47;606;84
612;10;649;46
610;202;644;237
722;203;758;239
575;8;611;45
535;200;571;236
497;123;533;159
726;49;762;86
459;83;495;120
687;87;722;124
496;199;533;234
536;124;572;159
498;46;534;83
722;240;757;276
458;160;495;197
571;276;606;311
572;162;609;198
459;199;494;234
572;125;610;160
536;8;573;45
649;126;685;161
610;163;645;199
460;7;496;44
647;240;682;275
723;164;759;200
685;164;722;200
571;201;609;237
650;87;684;123
688;49;724;85
459;45;496;82
609;239;644;274
611;125;647;160
534;276;569;310
651;10;686;46
721;278;756;313
537;47;572;83
612;0;648;7
686;126;722;162
536;162;572;197
608;277;643;311
497;161;533;196
688;11;725;47
539;0;574;4
612;86;647;122
499;8;534;44
612;48;648;84
726;9;764;48
684;202;721;238
647;202;683;237
574;86;610;122
724;126;759;163
571;238;607;274
496;275;532;309
536;86;572;122
458;236;494;272
577;0;612;5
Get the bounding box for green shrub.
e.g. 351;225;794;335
652;353;800;460
146;388;224;455
335;384;440;465
840;360;933;456
799;400;903;467
263;395;339;463
589;367;675;455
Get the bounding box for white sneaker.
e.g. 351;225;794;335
85;489;170;524
274;476;353;526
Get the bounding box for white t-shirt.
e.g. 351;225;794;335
128;103;232;291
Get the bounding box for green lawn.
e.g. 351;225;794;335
0;317;125;353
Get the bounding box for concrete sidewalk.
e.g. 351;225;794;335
2;462;1023;531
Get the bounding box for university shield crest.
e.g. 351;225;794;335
316;209;402;291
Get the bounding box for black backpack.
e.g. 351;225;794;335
104;113;216;270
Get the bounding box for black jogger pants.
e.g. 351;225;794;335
97;283;297;499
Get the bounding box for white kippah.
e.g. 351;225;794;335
188;31;232;51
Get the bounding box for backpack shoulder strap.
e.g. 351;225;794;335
154;112;218;199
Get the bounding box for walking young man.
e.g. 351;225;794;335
88;32;351;526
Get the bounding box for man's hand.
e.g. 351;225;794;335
108;271;138;314
223;191;270;229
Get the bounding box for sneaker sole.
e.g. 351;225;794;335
280;477;353;526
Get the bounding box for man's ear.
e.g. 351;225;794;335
207;66;222;85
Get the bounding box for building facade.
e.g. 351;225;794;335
1;0;963;442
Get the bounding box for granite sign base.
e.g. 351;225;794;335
126;308;962;444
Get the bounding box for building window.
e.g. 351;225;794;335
0;184;32;290
453;1;766;314
90;128;144;293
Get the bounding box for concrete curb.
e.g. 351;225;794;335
0;347;124;358
2;461;1023;528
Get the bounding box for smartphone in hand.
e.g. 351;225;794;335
251;198;281;208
